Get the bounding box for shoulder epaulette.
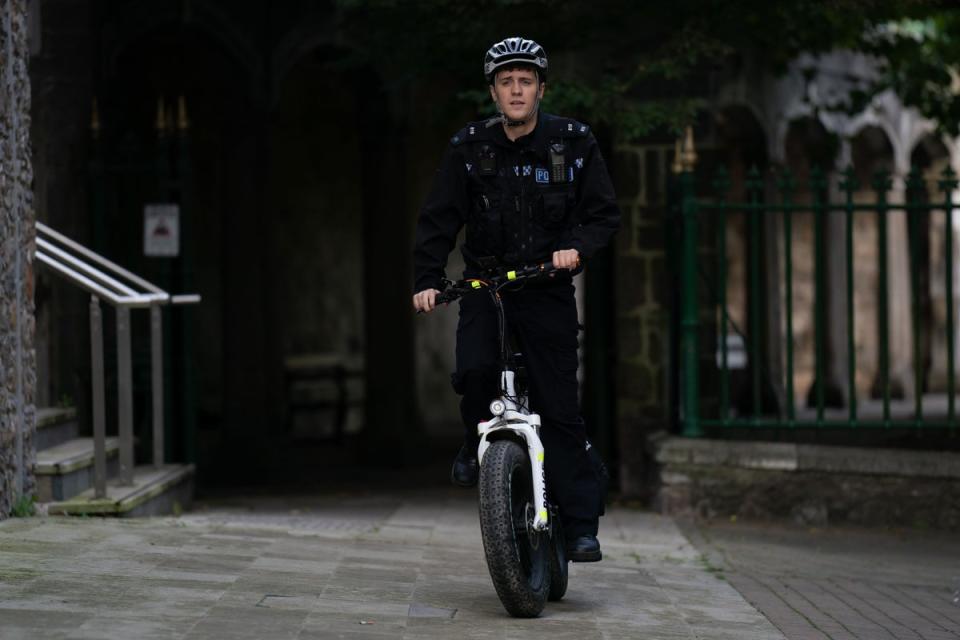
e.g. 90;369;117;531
450;120;492;146
548;116;590;138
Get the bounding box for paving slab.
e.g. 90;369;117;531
0;489;782;639
684;517;960;639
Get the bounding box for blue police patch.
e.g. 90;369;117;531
535;168;550;184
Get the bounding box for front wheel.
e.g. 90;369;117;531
478;439;550;618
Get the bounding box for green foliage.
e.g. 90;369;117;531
333;0;960;139
861;11;960;136
11;495;36;518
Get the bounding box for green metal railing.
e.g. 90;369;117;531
677;153;959;437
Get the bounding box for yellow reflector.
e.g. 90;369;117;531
539;509;548;520
507;270;517;280
536;452;544;462
471;281;481;289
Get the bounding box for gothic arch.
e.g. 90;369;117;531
99;0;262;102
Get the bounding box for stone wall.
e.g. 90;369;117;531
652;435;960;530
0;0;37;517
613;144;673;497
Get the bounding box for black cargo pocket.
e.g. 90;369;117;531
468;192;502;243
536;190;570;230
586;441;610;516
556;347;579;374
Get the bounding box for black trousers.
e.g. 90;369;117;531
452;281;601;538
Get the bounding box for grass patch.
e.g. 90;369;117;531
699;553;726;581
11;495;36;518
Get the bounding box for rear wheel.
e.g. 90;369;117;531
548;514;569;601
478;439;550;618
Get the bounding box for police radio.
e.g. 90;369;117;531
549;143;567;183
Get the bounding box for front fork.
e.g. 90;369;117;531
477;371;550;532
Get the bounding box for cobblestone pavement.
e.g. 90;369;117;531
0;489;781;639
684;518;960;640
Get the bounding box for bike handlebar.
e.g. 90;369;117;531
421;260;559;311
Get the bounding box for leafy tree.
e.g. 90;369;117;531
854;10;960;136
334;0;958;139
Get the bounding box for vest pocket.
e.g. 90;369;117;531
468;192;502;247
536;190;570;229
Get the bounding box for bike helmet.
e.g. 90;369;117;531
484;37;548;84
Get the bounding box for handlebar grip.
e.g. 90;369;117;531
512;261;555;278
435;290;460;305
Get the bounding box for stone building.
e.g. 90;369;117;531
3;0;959;517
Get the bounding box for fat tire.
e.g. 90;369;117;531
548;517;569;601
478;439;550;618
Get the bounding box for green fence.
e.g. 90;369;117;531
677;159;960;438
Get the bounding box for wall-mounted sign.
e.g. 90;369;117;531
144;204;179;257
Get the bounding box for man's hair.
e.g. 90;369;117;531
489;63;544;86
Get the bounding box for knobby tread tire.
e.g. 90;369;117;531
548;520;568;601
478;439;550;618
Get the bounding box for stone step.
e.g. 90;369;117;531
34;437;120;502
35;407;79;451
46;464;195;518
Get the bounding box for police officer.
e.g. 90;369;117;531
412;37;620;561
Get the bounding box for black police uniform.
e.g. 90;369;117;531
413;111;620;540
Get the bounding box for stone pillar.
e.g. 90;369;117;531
614;144;671;498
0;0;37;516
876;154;915;399
820;141;852;406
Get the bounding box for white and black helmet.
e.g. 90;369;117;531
484;37;548;83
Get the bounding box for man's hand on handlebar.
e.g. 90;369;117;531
552;249;580;270
413;288;441;313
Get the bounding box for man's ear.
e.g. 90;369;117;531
538;82;546;100
489;85;498;103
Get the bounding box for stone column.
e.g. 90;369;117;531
821;141;852;406
876;152;915;399
0;0;37;516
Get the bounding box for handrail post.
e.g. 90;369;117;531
116;306;135;485
678;126;702;437
151;303;164;467
89;295;107;499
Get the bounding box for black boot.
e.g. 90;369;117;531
450;445;479;487
566;534;602;562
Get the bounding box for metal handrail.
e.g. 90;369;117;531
37;222;166;295
35;222;200;499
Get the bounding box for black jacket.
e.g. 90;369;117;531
413;112;621;294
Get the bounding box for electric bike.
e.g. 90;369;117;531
431;262;568;618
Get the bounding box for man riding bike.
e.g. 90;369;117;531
412;36;620;562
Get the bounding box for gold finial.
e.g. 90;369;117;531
155;98;166;135
671;136;684;174
682;125;698;171
90;98;101;139
176;95;189;131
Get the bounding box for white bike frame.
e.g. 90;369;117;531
477;370;550;531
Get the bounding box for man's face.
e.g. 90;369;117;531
489;67;545;121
